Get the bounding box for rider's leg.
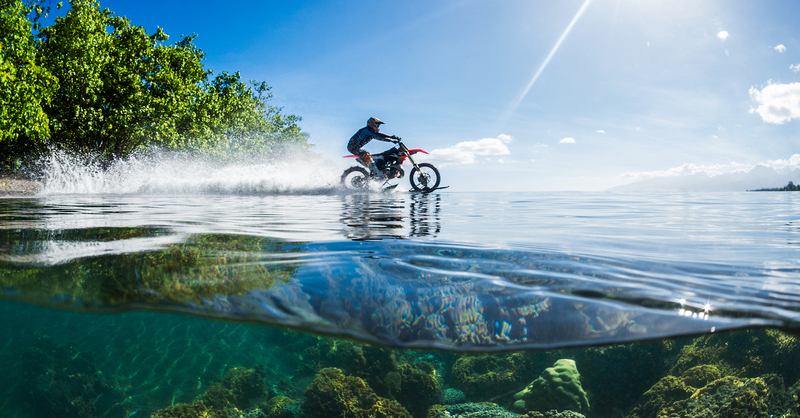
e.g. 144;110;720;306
359;152;382;177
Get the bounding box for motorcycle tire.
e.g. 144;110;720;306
409;163;441;192
341;166;370;190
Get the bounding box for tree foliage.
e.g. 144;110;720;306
0;0;58;168
1;0;308;171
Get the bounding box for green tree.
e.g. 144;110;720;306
182;72;308;158
36;0;113;154
0;0;57;170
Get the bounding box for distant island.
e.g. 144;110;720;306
608;165;800;192
750;181;800;192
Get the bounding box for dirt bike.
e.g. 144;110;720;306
341;138;443;192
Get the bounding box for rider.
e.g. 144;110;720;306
347;117;399;178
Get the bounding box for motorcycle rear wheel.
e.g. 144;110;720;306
341;166;370;190
409;163;441;191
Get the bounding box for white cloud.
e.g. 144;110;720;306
712;135;718;139
428;136;511;166
791;63;800;73
717;31;729;41
761;154;800;171
497;134;514;143
725;50;729;56
775;44;786;53
559;137;575;144
596;129;605;133
646;41;650;47
749;82;800;124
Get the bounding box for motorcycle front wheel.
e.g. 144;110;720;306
409;163;441;191
341;166;370;190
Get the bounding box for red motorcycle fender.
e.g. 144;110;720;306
406;149;429;155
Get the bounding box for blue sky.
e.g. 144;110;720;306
52;0;800;191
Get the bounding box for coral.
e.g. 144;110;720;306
624;364;726;418
150;400;226;418
202;366;267;410
302;367;412;418
300;338;400;397
261;396;296;418
625;368;797;418
573;338;681;415
520;411;586;418
512;359;590;414
789;378;800;413
663;375;791;417
670;329;800;383
438;388;466;405
300;339;443;417
451;353;536;399
427;402;517;418
389;363;440;418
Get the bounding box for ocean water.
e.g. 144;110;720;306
2;183;800;417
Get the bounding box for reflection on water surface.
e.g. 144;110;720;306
2;192;798;350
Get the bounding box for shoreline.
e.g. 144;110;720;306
0;178;42;196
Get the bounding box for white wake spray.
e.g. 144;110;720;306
38;150;343;195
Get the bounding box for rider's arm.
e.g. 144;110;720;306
376;132;399;142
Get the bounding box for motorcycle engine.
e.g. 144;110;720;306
387;165;404;179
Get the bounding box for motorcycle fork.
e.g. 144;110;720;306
403;149;429;188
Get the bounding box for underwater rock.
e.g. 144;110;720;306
302;367;412;418
150;366;268;418
202;366;268;410
623;365;722;418
301;338;442;417
17;335;125;418
426;402;517;418
438;388;466;405
260;395;297;418
511;359;590;414
387;363;440;418
572;338;680;415
625;367;796;418
670;329;800;382
520;412;586;418
302;339;400;397
451;353;536;399
150;400;224;418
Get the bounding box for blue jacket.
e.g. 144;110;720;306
348;127;392;154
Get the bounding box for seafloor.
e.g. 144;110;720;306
1;300;799;418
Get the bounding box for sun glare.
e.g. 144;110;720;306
500;0;594;127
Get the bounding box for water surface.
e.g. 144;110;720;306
3;191;799;351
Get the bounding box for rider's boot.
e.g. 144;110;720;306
367;162;383;178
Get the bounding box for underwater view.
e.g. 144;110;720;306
4;0;800;416
3;176;800;418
